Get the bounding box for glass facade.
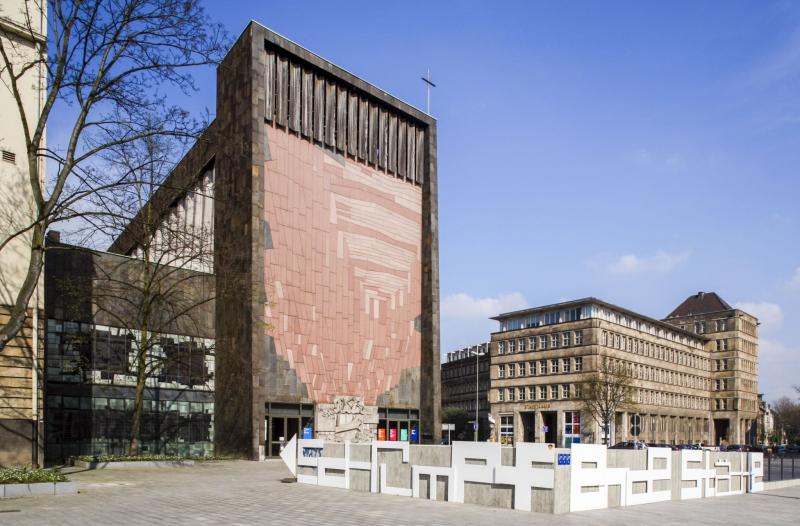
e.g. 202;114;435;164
45;319;215;461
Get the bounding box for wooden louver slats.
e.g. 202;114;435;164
264;49;426;186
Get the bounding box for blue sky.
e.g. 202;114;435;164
207;1;800;403
53;1;800;403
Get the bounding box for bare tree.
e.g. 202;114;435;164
71;132;215;456
581;358;637;445
0;0;227;351
772;396;800;445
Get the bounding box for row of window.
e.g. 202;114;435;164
497;357;583;378
740;319;757;337
594;306;704;349
496;383;581;402
741;339;757;355
443;399;488;413
500;305;705;351
635;389;708;410
684;319;728;334
499;306;590;332
441;360;489;379
714;377;759;394
47;395;214;415
442;381;489;397
497;331;583;355
602;330;710;371
46;320;216;390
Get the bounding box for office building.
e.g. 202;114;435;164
489;293;758;447
441;343;490;440
0;0;46;466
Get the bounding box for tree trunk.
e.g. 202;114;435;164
0;223;44;351
128;334;148;456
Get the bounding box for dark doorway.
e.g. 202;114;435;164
521;412;536;442
714;419;730;446
542;411;557;444
265;402;314;457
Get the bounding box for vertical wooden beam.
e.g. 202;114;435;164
358;98;368;161
336;86;347;153
406;124;416;182
288;63;301;132
313;75;324;143
347;93;358;157
264;50;276;122
397;120;407;178
275;56;289;127
368;103;378;165
301;69;313;138
388;114;398;174
325;81;336;148
416;128;425;184
378;108;388;170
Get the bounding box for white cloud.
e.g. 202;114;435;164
734;301;783;332
789;267;800;289
758;338;800;402
607;251;690;274
441;292;528;319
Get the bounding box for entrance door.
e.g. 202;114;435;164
521;412;536;443
542;411;557;444
714;419;730;446
269;417;286;457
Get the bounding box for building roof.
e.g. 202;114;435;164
492;297;704;341
664;292;732;319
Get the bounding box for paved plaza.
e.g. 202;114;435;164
0;460;798;525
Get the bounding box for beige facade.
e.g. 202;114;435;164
489;294;758;448
0;0;46;466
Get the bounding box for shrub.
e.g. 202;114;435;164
0;466;68;484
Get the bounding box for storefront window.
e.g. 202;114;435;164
500;414;514;445
564;411;581;447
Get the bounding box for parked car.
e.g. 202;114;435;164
677;443;701;450
651;443;681;451
723;444;749;452
610;441;648;450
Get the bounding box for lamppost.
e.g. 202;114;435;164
468;345;485;442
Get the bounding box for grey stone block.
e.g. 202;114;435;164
55;481;78;495
28;483;55;496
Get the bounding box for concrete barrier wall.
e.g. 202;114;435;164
283;437;763;515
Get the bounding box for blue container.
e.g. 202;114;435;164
410;427;419;443
303;426;313;439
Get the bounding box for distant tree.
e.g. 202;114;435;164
772;396;800;445
581;358;637;445
0;0;227;351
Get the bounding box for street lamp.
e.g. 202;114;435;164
468;345;485;442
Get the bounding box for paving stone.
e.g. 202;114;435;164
0;460;797;525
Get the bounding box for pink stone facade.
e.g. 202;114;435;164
263;127;423;405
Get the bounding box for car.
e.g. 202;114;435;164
677;443;701;450
653;443;681;451
786;444;800;454
609;441;648;450
723;444;749;452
